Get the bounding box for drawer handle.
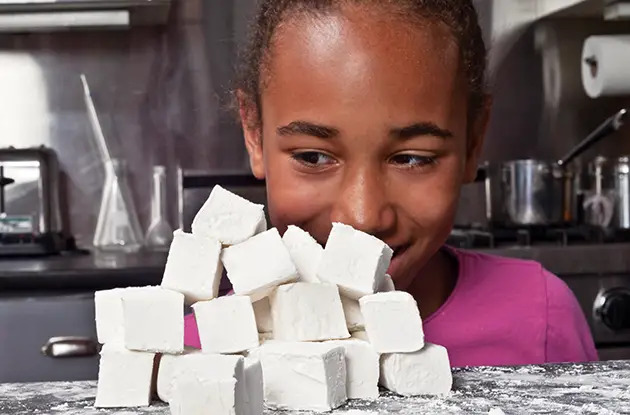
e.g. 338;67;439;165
41;336;99;358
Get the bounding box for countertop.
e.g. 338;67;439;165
1;360;629;414
478;243;630;275
0;251;168;291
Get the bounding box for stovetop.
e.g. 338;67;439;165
448;225;630;249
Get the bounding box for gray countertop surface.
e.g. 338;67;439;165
477;243;630;275
0;251;168;291
1;360;629;414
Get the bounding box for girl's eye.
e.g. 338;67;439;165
390;154;436;168
291;151;336;167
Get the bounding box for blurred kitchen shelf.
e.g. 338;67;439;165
540;0;630;19
493;0;630;34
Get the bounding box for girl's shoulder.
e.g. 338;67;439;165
433;247;597;366
444;246;580;317
446;246;548;286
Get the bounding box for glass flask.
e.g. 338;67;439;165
145;165;174;250
93;159;143;252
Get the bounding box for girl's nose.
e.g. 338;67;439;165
329;166;396;238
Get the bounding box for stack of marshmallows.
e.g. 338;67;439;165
93;185;452;414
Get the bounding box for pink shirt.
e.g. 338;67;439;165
183;248;598;367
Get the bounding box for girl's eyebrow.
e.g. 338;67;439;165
391;122;453;140
277;121;339;139
276;120;453;140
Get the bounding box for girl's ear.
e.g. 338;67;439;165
463;95;492;183
237;90;266;180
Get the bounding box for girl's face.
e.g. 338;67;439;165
241;5;488;290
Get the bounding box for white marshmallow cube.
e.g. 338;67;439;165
317;223;393;299
95;287;148;344
340;296;364;332
180;354;246;414
326;339;380;400
379;274;395;292
351;330;370;342
191;185;266;245
257;342;347;412
222;228;298;301
282;225;323;283
244;339;278;362
252;297;273;334
94;288;126;344
161;230;223;305
95;343;156;408
270;282;349;342
359;291;424;353
156;347;198;403
122;287;184;353
165;353;247;414
244;358;264;415
192;295;259;354
380;343;452;396
170;377;238;415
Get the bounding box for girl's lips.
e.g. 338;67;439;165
387;244;410;277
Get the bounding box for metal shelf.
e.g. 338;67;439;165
0;0;171;29
541;0;630;19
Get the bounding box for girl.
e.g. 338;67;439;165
185;0;597;367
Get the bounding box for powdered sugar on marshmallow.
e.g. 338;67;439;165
317;223;393;300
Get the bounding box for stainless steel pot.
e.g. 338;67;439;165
479;108;627;227
501;160;573;225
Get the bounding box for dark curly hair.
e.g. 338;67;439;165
236;0;487;128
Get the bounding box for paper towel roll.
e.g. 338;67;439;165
582;35;630;98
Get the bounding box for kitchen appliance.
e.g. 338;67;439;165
0;146;71;256
480;108;627;226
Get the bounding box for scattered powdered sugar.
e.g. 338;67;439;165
1;361;629;414
580;403;621;415
50;402;69;410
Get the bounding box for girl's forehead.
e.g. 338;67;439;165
271;6;457;60
262;7;464;118
264;6;460;82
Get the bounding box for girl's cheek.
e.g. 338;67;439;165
264;158;331;231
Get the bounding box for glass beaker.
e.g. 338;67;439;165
145;165;174;250
93;159;143;252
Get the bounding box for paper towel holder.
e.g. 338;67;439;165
584;56;598;78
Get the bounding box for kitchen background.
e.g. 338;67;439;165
1;0;630;383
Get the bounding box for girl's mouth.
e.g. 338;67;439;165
387;244;410;276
